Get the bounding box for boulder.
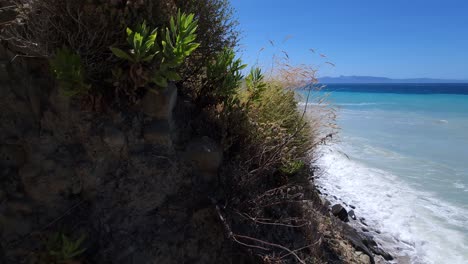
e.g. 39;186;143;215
339;222;375;264
331;204;349;222
349;209;357;220
372;246;393;261
361;233;393;261
141;84;177;120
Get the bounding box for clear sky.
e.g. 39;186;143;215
231;0;468;79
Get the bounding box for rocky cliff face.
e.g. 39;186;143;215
0;40;392;264
0;43;235;263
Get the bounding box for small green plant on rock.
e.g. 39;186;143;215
110;21;159;64
47;232;87;263
155;10;200;87
49;48;90;97
110;10;199;90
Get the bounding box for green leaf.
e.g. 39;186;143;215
153;75;168;88
142;53;156;62
110;47;134;62
164;71;181;81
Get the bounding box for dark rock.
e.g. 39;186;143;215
0;144;26;168
372;246;393;261
360;219;368;226
331;204;349;222
362;227;369;232
102;126;126;150
362;233;393;261
20;163;73;204
350;204;356;209
143;120;172;147
339;222;375;264
141;84;177;120
184;136;222;182
348;210;357;220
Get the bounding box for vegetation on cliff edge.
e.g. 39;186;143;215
1;0;338;263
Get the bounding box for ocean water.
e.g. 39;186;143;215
309;84;468;263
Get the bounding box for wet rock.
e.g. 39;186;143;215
331;204;349;222
360;219;368;226
141;84;177;120
340;222;375;264
361;233;393;261
372;246;393;261
349;209;357;220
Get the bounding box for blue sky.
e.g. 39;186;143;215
231;0;468;79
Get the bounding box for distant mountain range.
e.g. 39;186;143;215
319;76;468;84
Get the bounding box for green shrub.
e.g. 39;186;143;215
247;84;313;172
49;48;90;97
110;11;199;89
204;48;246;108
110;21;159;64
243;67;267;107
176;0;240;97
156;10;200;87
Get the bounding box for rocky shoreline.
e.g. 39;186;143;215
314;182;412;264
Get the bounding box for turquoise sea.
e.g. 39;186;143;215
309;84;468;263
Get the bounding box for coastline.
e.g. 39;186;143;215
314;181;410;264
312;147;411;264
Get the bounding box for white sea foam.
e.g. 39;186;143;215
453;182;468;192
315;145;468;264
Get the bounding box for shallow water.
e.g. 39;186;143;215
307;84;468;263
